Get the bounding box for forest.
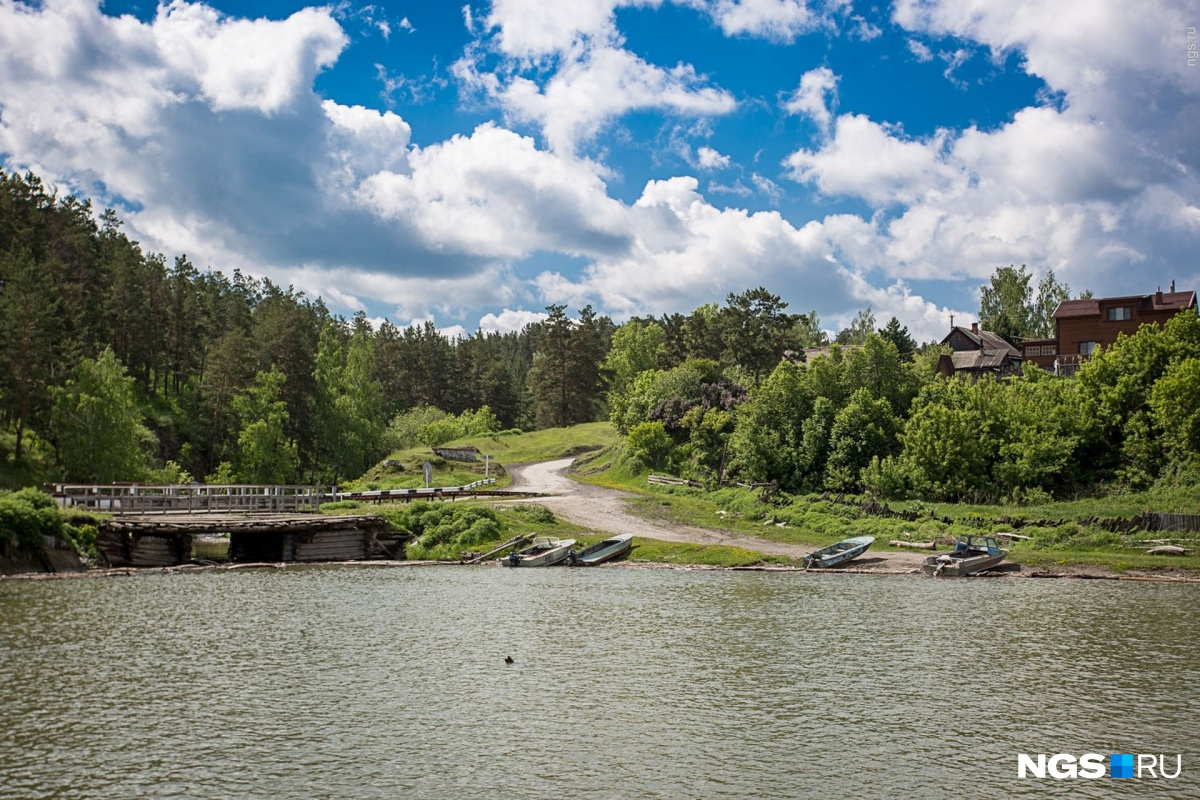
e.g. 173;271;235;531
2;168;1198;503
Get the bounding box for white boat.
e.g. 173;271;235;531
569;533;634;566
503;536;576;567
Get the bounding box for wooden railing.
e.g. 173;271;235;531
53;484;334;514
53;478;503;514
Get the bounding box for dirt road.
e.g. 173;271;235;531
506;458;927;572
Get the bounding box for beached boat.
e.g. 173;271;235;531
803;535;875;569
503;536;576;567
922;535;1008;577
569;533;634;566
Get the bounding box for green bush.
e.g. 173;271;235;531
460;517;502;546
62;522;99;559
510;504;557;524
0;489;63;549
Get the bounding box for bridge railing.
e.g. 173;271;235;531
53;478;502;514
53;484;335;514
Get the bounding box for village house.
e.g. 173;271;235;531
937;322;1023;379
1021;287;1197;375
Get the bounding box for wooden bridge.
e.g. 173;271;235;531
49;479;546;570
95;513;404;568
52;479;511;515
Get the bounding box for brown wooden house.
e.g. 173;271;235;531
1023;288;1196;375
937;322;1023;379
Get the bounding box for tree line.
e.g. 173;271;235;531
0;170;615;484
611;295;1200;502
2;168;1197;502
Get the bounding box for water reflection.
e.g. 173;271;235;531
1;567;1197;799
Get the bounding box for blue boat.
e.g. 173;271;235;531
803;535;875;569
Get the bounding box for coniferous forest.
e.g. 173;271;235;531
2;169;1199;502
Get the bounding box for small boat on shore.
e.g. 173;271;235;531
923;535;1008;577
503;536;576;567
569;533;634;566
803;535;875;569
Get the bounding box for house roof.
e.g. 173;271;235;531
1054;290;1197;319
951;350;1019;371
941;326;1021;357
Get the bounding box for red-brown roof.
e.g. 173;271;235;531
1054;291;1196;318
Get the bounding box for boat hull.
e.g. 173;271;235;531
502;538;577;567
804;535;875;569
921;553;1008;576
571;534;634;566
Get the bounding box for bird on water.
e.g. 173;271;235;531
504;656;514;664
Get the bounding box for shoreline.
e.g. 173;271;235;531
5;554;1200;583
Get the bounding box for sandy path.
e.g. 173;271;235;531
506;458;927;572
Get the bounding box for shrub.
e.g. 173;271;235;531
511;504;557;524
0;489;63;549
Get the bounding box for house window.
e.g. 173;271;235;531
1044;344;1056;355
1106;306;1132;321
1079;341;1098;356
1025;346;1040;357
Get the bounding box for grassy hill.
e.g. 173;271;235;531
345;421;619;491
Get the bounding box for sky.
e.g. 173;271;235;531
0;0;1197;343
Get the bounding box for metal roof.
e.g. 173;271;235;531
1054;290;1196;318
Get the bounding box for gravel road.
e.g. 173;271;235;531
505;458;927;571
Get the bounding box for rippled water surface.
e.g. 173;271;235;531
1;566;1197;799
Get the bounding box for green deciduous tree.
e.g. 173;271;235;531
230;366;298;484
1032;269;1071;340
979;264;1034;343
835;306;875;345
792;310;828;348
1150;358;1200;468
51;347;154;482
313;319;385;483
824;389;900;491
728;361;813;490
626;420;673;470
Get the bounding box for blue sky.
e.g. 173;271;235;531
1;0;1197;342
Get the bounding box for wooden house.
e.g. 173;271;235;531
1023;288;1196;375
937;322;1023;379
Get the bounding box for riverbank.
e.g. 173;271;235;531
6;552;1200;583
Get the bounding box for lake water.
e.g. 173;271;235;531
1;566;1197;799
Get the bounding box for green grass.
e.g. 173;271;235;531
344;455;492;492
624;538;793;567
347;422;620;492
462;422;619;466
573;456;1200;575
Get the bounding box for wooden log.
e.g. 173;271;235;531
889;540;936;549
1145;545;1190;556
